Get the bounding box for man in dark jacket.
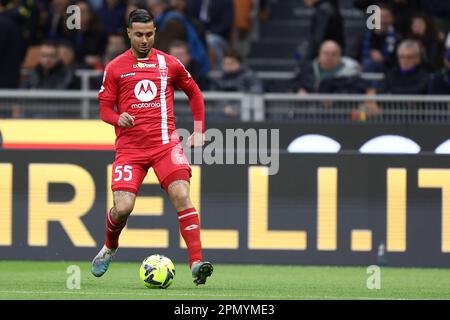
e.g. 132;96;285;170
293;40;370;94
19;40;76;118
210;50;262;118
304;0;345;61
379;40;430;94
22;40;74;89
210;50;262;93
293;40;380;119
360;4;399;73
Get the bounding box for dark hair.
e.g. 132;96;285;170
41;39;59;49
169;40;189;51
378;3;393;13
58;39;75;50
224;50;242;63
128;9;154;27
410;13;439;39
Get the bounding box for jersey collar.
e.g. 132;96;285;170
128;48;154;61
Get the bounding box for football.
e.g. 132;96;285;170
139;254;176;289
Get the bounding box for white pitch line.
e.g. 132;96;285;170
0;290;415;300
0;290;293;299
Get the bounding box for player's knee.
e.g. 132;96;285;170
114;199;134;217
170;189;191;209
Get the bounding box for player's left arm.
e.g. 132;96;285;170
172;57;205;148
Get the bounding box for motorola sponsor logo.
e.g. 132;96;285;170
134;80;157;102
131;102;162;109
132;80;160;108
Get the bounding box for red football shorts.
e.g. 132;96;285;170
111;142;191;194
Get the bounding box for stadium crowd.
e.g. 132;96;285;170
0;0;449;98
0;0;261;90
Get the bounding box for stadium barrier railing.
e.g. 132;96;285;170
0;89;449;124
258;93;450;123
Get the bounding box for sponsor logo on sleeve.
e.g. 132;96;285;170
120;72;136;78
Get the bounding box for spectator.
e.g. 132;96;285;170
169;40;210;90
378;39;430;94
420;0;450;39
105;32;127;57
153;0;185;51
428;49;450;95
353;0;421;37
293;40;372;94
361;4;399;73
0;1;23;88
58;40;80;89
63;0;108;70
154;0;210;74
231;0;253;57
188;0;234;70
210;50;262;118
408;13;445;72
58;40;91;70
96;0;127;35
58;40;94;90
58;40;77;69
303;0;345;61
293;40;380;119
211;50;262;93
22;40;75;90
47;0;71;40
17;40;77;118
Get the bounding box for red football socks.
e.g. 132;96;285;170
105;208;127;249
177;208;203;267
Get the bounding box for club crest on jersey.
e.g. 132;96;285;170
133;62;156;69
134;80;157;102
173;152;188;165
159;66;168;79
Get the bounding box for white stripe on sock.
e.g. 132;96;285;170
178;212;198;220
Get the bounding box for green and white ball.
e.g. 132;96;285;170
139;254;176;289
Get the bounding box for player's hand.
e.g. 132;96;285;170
118;112;135;128
187;132;205;148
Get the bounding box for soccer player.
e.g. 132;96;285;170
91;8;213;285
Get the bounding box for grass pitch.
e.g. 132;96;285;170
0;261;449;300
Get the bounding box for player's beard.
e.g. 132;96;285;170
134;45;151;58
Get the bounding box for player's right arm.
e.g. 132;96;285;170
98;64;134;128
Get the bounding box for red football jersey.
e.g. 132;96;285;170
98;48;204;149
